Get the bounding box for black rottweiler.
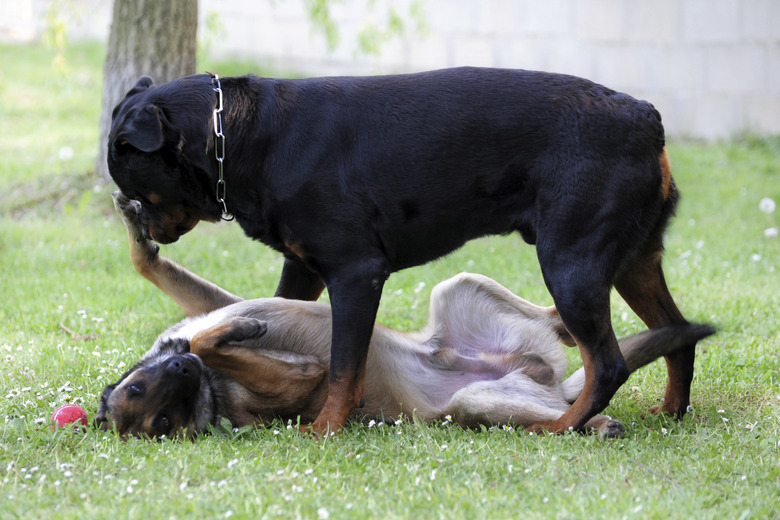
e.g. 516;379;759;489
107;67;696;436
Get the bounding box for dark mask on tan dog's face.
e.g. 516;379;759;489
95;341;214;439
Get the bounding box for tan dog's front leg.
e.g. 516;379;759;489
112;191;242;316
190;317;328;400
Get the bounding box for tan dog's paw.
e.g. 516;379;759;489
597;419;625;439
112;191;153;242
112;191;160;265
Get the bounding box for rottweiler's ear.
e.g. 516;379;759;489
127;76;154;97
118;104;166;153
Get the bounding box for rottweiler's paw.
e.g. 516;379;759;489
645;403;685;420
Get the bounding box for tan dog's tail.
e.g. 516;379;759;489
561;323;716;403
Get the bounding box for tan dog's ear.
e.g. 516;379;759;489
94;383;117;430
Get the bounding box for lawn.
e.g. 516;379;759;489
1;42;778;519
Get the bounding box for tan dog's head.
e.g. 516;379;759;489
95;339;215;439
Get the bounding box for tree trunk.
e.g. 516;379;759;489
96;0;198;179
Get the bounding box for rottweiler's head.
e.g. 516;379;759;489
95;338;215;439
107;75;222;244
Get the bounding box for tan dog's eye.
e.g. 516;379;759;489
156;414;170;434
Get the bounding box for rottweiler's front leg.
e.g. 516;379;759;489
303;260;388;437
276;255;326;301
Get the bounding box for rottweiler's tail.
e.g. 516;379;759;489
561;323;716;403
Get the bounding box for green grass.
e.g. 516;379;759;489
1;42;779;519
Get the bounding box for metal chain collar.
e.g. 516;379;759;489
211;74;234;221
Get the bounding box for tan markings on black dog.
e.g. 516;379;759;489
96;193;715;439
659;146;673;201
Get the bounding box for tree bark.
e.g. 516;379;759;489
96;0;198;179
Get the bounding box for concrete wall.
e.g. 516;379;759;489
2;0;779;139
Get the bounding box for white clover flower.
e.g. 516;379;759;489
317;508;329;519
58;146;74;161
764;227;778;239
759;197;776;214
751;254;761;262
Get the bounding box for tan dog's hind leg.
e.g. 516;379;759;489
442;375;625;438
113;191;242;316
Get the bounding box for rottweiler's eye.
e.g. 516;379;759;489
129;384;143;395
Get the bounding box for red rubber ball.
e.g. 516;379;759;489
51;404;88;430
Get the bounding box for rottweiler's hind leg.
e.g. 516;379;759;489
614;249;694;419
529;243;630;434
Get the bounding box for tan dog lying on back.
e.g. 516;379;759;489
96;193;714;439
